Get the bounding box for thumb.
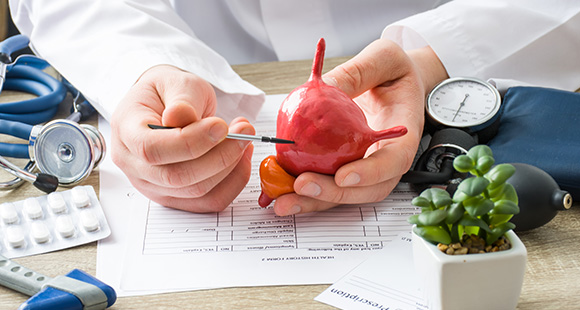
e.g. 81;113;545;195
162;102;199;128
322;39;410;99
151;68;217;128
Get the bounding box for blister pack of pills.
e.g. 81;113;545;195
0;185;111;258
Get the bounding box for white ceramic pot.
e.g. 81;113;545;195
412;229;527;310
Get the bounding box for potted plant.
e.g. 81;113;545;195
409;145;527;310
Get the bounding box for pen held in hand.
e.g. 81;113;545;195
147;124;295;144
226;133;295;144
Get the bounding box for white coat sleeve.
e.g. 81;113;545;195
8;0;265;122
382;0;580;92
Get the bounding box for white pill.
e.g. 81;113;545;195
80;210;99;232
71;187;90;208
47;192;67;213
23;198;44;219
31;222;51;244
0;202;19;224
6;226;26;248
56;215;76;238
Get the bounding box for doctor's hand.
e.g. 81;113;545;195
110;65;255;212
272;39;448;216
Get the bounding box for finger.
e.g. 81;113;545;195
138;114;255;166
162;102;199;128
143;65;218;122
334;136;418;188
136;116;230;165
159;78;216;127
323;39;411;98
273;193;337;217
129;143;254;199
127;159;236;199
143;136;250;188
229;116;251;127
136;144;254;213
118;122;254;187
290;171;400;205
112;76;229;166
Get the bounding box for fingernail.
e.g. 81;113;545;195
341;172;360;186
209;123;227;142
287;204;302;215
300;182;321;197
239;128;253;148
322;76;338;87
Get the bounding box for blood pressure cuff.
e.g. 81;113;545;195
487;86;580;199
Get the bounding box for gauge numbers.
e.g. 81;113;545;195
426;77;501;128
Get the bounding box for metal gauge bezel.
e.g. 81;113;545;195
426;77;501;129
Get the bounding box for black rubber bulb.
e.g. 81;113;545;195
507;163;573;231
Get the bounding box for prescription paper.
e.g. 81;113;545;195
97;94;420;296
315;232;428;310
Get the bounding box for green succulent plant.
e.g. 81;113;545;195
408;145;520;246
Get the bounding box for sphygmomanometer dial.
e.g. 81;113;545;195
426;77;501;129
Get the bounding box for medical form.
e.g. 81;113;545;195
96;94;419;296
143;190;415;255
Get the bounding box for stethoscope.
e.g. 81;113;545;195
0;35;105;193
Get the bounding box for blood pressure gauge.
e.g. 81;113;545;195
407;77;502;185
426;77;501;130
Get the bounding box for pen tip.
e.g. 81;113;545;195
148;124;174;129
274;138;295;144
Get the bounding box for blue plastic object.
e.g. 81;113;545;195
18;269;117;310
0;34;29;55
487;86;580;199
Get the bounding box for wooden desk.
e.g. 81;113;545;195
1;58;579;309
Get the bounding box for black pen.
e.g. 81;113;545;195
147;124;295;144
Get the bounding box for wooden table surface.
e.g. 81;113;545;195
1;57;579;310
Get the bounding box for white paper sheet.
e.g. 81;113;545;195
97;94;419;296
315;232;428;310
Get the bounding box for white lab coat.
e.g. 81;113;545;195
8;0;580;123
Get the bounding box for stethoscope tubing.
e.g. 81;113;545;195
0;119;32;158
0;65;66;123
0;34;29;55
0;159;35;190
0;118;32;139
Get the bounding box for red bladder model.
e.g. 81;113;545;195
258;38;407;207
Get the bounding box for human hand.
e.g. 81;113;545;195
111;65;255;212
273;39;448;216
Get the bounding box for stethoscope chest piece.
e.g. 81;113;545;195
29;119;106;186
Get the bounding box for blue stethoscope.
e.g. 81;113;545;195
0;35;105;193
